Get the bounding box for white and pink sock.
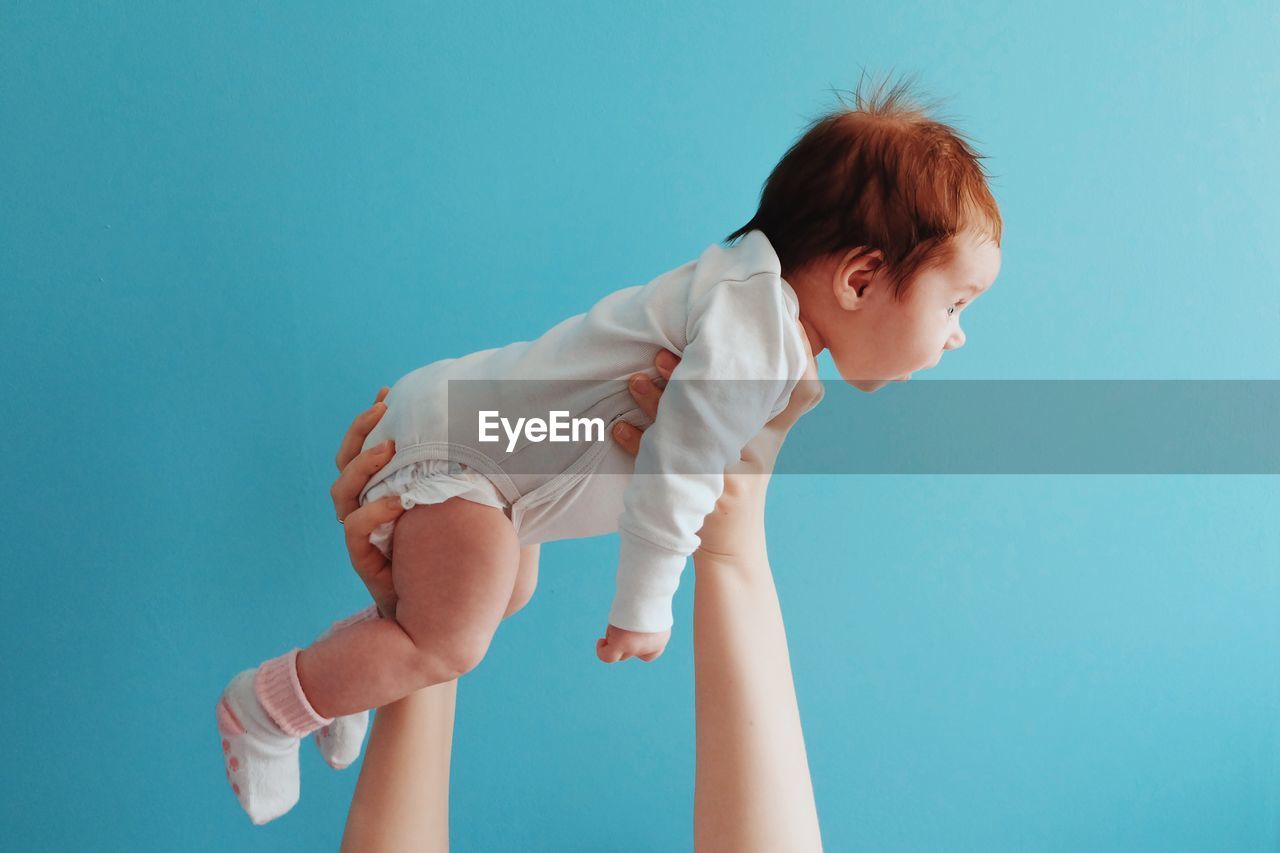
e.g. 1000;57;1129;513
215;648;333;825
310;605;381;769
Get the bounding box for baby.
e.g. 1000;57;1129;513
216;77;1003;824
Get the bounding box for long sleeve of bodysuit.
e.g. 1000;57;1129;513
606;273;806;633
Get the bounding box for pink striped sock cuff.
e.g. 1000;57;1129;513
254;648;334;737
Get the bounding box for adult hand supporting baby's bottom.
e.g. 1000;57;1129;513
331;386;407;620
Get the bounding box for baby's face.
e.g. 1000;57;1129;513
828;228;1001;392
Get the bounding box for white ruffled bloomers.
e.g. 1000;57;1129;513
362;459;510;558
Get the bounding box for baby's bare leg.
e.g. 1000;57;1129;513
339;542;538;852
391;497;521;677
504;543;540;618
297;498;520;718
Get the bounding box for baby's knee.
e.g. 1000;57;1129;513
409;630;494;683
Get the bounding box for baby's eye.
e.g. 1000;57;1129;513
947;301;966;317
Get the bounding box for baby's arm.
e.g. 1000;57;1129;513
604;275;804;642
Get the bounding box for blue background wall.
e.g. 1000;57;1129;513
3;1;1278;849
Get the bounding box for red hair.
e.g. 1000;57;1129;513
726;71;1002;300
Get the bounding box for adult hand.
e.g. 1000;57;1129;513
611;322;822;558
331;387;407;619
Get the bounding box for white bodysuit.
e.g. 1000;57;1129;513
358;229;822;633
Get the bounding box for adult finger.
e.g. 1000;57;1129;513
340;496;404;615
334;387;391;472
341;494;406;577
610;369;669;457
341;493;405;548
331;439;397;521
626;373;663;420
654;349;680;381
611;421;643;457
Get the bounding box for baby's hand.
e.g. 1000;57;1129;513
595;624;671;663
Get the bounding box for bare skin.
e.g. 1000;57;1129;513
334;335;823;851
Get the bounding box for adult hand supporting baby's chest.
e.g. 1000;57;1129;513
695;346;820;559
693;322;821;558
611;330;820;561
600;339;821;658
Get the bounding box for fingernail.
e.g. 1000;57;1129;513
631;374;650;390
381;440;395;452
613;423;630;437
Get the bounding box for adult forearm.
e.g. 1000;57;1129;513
341;681;458;853
691;534;823;852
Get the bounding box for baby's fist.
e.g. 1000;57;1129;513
595;624;671;663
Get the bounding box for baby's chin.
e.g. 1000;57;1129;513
846;377;896;393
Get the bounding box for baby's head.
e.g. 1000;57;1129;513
726;74;1003;392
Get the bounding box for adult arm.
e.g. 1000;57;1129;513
614;343;825;853
340;682;457;853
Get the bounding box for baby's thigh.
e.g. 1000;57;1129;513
391;497;522;654
503;544;540;619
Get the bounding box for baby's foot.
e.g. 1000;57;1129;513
216;669;302;825
311;605;380;769
314;711;370;769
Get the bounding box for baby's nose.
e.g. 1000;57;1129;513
945;327;966;350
